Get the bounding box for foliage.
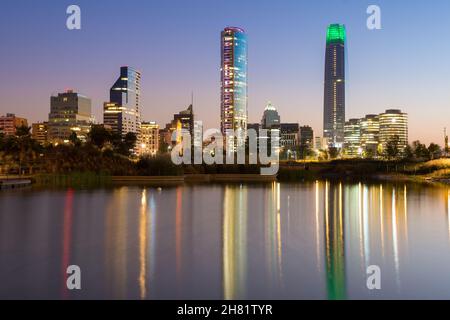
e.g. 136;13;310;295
385;135;400;160
136;154;183;176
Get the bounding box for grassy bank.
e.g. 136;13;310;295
277;158;450;185
33;172;112;188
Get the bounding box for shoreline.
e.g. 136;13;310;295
4;158;450;188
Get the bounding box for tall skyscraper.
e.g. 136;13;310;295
220;27;248;149
48;90;92;143
104;66;142;139
323;24;346;148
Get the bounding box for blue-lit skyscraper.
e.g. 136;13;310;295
323;24;346;148
220;27;248;148
104;66;142;138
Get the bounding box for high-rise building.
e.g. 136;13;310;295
300;126;314;148
0;114;28;136
261;102;280;129
140;122;159;156
344;119;361;157
32;122;48;144
323;24;346;148
173;104;194;137
104;66;141;139
220;27;248;149
360;114;380;156
48;90;92;143
379;109;408;155
164;104;195;149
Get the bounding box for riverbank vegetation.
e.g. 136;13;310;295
2;125;450;185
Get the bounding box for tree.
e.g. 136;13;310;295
385;135;400;160
124;132;137;151
114;132;137;156
328;147;339;159
428;143;441;160
88;125;111;149
412;140;429;159
16;125;31;137
363;148;375;159
404;144;414;160
69;131;81;146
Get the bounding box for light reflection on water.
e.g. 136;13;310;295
1;181;450;299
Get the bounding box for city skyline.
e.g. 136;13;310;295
1;0;450;144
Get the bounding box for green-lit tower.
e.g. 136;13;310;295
323;24;346;148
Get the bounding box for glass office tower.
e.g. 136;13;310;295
104;66;142;138
323;24;346;148
220;27;248;149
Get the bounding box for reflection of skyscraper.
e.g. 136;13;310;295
223;185;248;300
104;66;141;139
323;24;346;148
324;181;346;300
220;27;248;149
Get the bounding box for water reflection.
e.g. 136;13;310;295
61;189;73;299
324;181;346;300
2;181;450;299
223;185;248;300
139;189;147;299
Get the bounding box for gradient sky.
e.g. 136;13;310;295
1;0;449;144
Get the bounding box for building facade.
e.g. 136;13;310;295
220;27;248;149
360;114;380;156
280;123;299;150
140;122;159;156
0;114;28;136
104;66;142;140
344;119;361;157
173;104;194;137
323;24;346;148
379;109;408;155
48;90;92;143
300;126;314;148
32;122;49;144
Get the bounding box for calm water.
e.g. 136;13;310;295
1;181;450;300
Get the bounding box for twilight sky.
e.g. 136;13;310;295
0;0;449;144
